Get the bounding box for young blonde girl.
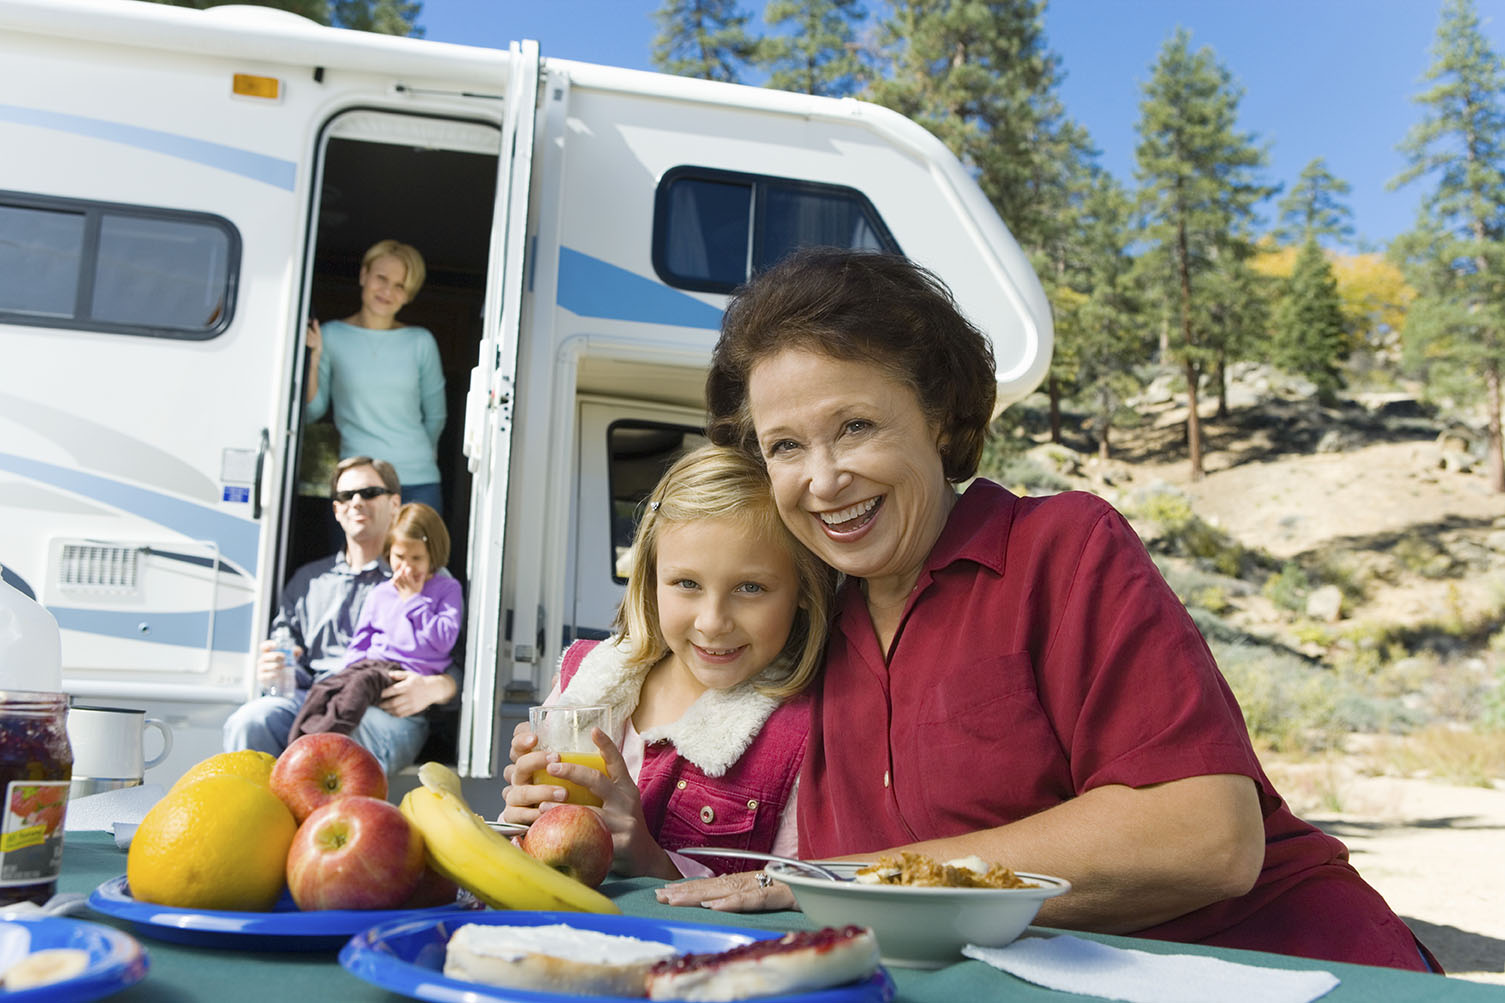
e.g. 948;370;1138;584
502;445;835;880
291;502;462;776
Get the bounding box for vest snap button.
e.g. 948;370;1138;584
700;805;715;824
746;799;758;810
883;770;890;788
676;780;687;790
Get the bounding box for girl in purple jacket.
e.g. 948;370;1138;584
501;446;835;881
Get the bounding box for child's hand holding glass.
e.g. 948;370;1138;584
502;718;680;879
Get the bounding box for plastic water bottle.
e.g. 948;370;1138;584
264;625;298;698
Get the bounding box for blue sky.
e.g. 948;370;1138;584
418;1;1505;250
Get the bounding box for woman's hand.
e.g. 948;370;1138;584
378;669;455;718
303;319;323;405
654;871;797;913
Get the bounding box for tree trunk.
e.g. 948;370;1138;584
1047;374;1062;444
1177;219;1203;480
1215;353;1229;418
1488;360;1504;493
1099;420;1111;461
1184;358;1203;480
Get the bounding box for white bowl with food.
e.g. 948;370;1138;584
765;854;1070;969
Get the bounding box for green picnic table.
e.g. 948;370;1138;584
56;831;1499;1002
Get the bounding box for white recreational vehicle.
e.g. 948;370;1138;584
0;0;1051;799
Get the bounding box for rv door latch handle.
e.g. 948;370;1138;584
252;428;270;520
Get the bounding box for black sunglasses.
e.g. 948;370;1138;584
333;486;393;503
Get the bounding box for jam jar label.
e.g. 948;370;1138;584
0;780;68;886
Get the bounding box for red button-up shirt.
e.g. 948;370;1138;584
798;480;1430;970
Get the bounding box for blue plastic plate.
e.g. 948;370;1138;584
339;911;897;1003
88;875;479;951
0;916;147;1002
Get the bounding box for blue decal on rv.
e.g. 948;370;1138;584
0;104;296;191
556;247;723;329
0;453;258;574
49;603;253;653
0;563;36;600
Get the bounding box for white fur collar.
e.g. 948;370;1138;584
557;639;781;777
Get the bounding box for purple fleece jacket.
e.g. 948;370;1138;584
342;569;462;676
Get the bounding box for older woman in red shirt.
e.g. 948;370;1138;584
656;248;1436;972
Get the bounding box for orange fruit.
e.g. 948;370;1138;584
168;750;276;795
127;774;295;911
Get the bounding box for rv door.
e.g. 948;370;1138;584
458;40;539;777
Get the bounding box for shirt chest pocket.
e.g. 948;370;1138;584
656;777;763;853
903;652;1071;827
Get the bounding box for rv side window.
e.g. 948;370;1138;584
652;168;900;294
0;191;238;339
606;422;708;583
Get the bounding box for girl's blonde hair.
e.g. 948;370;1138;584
385;502;449;569
612;444;835;699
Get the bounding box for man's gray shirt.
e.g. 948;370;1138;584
270;552;390;687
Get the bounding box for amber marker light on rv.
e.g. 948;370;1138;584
232;73;280;100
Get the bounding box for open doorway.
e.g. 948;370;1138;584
288;110;500;587
282;110;501;762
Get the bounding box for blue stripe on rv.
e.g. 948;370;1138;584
0;104;297;191
556;247;723;329
0;453;259;574
50;603;254;653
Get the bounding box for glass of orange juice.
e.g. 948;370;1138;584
528;704;614;806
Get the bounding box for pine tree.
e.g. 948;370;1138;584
332;0;421;35
866;0;1084;260
652;0;761;83
758;0;867;97
1067;171;1148;459
1391;0;1505;492
1274;158;1355;247
141;0;421;34
1134;28;1272;480
1273;239;1348;404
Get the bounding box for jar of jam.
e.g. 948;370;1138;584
0;690;72;907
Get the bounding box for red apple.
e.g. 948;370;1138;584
270;732;387;823
285;795;425;910
520;803;614;888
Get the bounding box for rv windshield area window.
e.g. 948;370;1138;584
0;191;238;339
606;421;708;582
651;167;899;294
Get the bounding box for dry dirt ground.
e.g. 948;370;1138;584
1032;390;1505;985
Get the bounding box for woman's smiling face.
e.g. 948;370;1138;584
747;347;954;601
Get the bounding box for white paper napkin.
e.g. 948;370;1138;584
63;783;165;836
964;935;1340;1003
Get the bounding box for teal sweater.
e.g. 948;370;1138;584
307;320;446;486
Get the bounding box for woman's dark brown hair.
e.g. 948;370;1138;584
705;248;996;482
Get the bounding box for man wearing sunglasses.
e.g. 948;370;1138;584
224;455;455;773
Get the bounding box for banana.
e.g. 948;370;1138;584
3;948;90;990
401;763;619;914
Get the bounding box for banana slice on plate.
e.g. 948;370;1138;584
3;947;90;990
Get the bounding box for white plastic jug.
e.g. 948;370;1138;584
0;577;62;693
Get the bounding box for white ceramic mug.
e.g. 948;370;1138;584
65;705;173;787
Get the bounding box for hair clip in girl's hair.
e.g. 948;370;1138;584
648;501;661;512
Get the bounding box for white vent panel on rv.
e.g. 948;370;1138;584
58;543;141;594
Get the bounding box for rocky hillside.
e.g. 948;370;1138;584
995;364;1505;754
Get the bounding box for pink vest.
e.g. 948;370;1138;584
559;640;808;874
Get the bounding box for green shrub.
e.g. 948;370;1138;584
992;456;1073;497
1213;641;1344;754
1264;562;1310;612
